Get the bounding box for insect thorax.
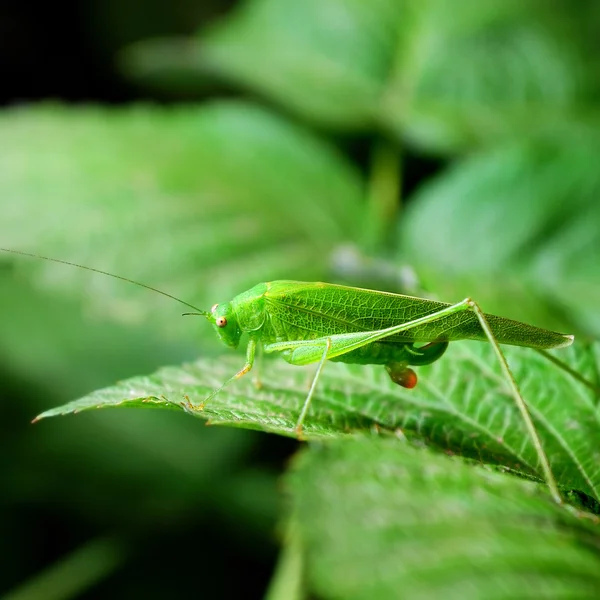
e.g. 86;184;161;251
230;282;269;332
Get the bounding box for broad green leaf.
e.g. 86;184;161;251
35;341;600;501
124;0;401;129
288;438;600;600
399;136;600;337
384;1;598;151
0;102;364;339
124;0;600;151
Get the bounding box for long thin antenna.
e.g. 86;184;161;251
0;247;211;317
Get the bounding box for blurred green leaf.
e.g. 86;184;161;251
124;0;400;129
124;0;600;151
35;340;600;501
288;438;600;600
383;0;599;151
399;135;600;336
0;275;193;400
0;102;365;340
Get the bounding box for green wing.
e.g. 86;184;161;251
263;281;572;350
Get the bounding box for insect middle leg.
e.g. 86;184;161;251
252;343;264;390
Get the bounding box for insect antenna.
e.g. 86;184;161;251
0;248;212;318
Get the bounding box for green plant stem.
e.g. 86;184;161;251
3;536;126;600
364;139;402;253
264;519;305;600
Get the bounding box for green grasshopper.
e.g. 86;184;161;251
1;249;574;504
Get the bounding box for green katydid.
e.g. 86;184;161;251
1;248;575;504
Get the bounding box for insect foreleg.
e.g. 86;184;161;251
185;335;258;413
295;338;331;437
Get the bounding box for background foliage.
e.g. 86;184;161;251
1;1;599;598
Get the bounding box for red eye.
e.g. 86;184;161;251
216;316;227;327
211;303;219;313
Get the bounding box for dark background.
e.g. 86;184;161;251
1;0;233;104
2;2;291;599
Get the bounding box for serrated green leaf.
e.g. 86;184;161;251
288;438;600;600
399;137;600;336
35;340;600;501
0;102;364;340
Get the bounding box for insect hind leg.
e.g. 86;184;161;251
408;341;450;365
465;298;562;504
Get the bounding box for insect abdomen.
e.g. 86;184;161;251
330;340;448;367
330;342;414;366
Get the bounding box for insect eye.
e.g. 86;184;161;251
216;316;227;328
211;303;219;313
